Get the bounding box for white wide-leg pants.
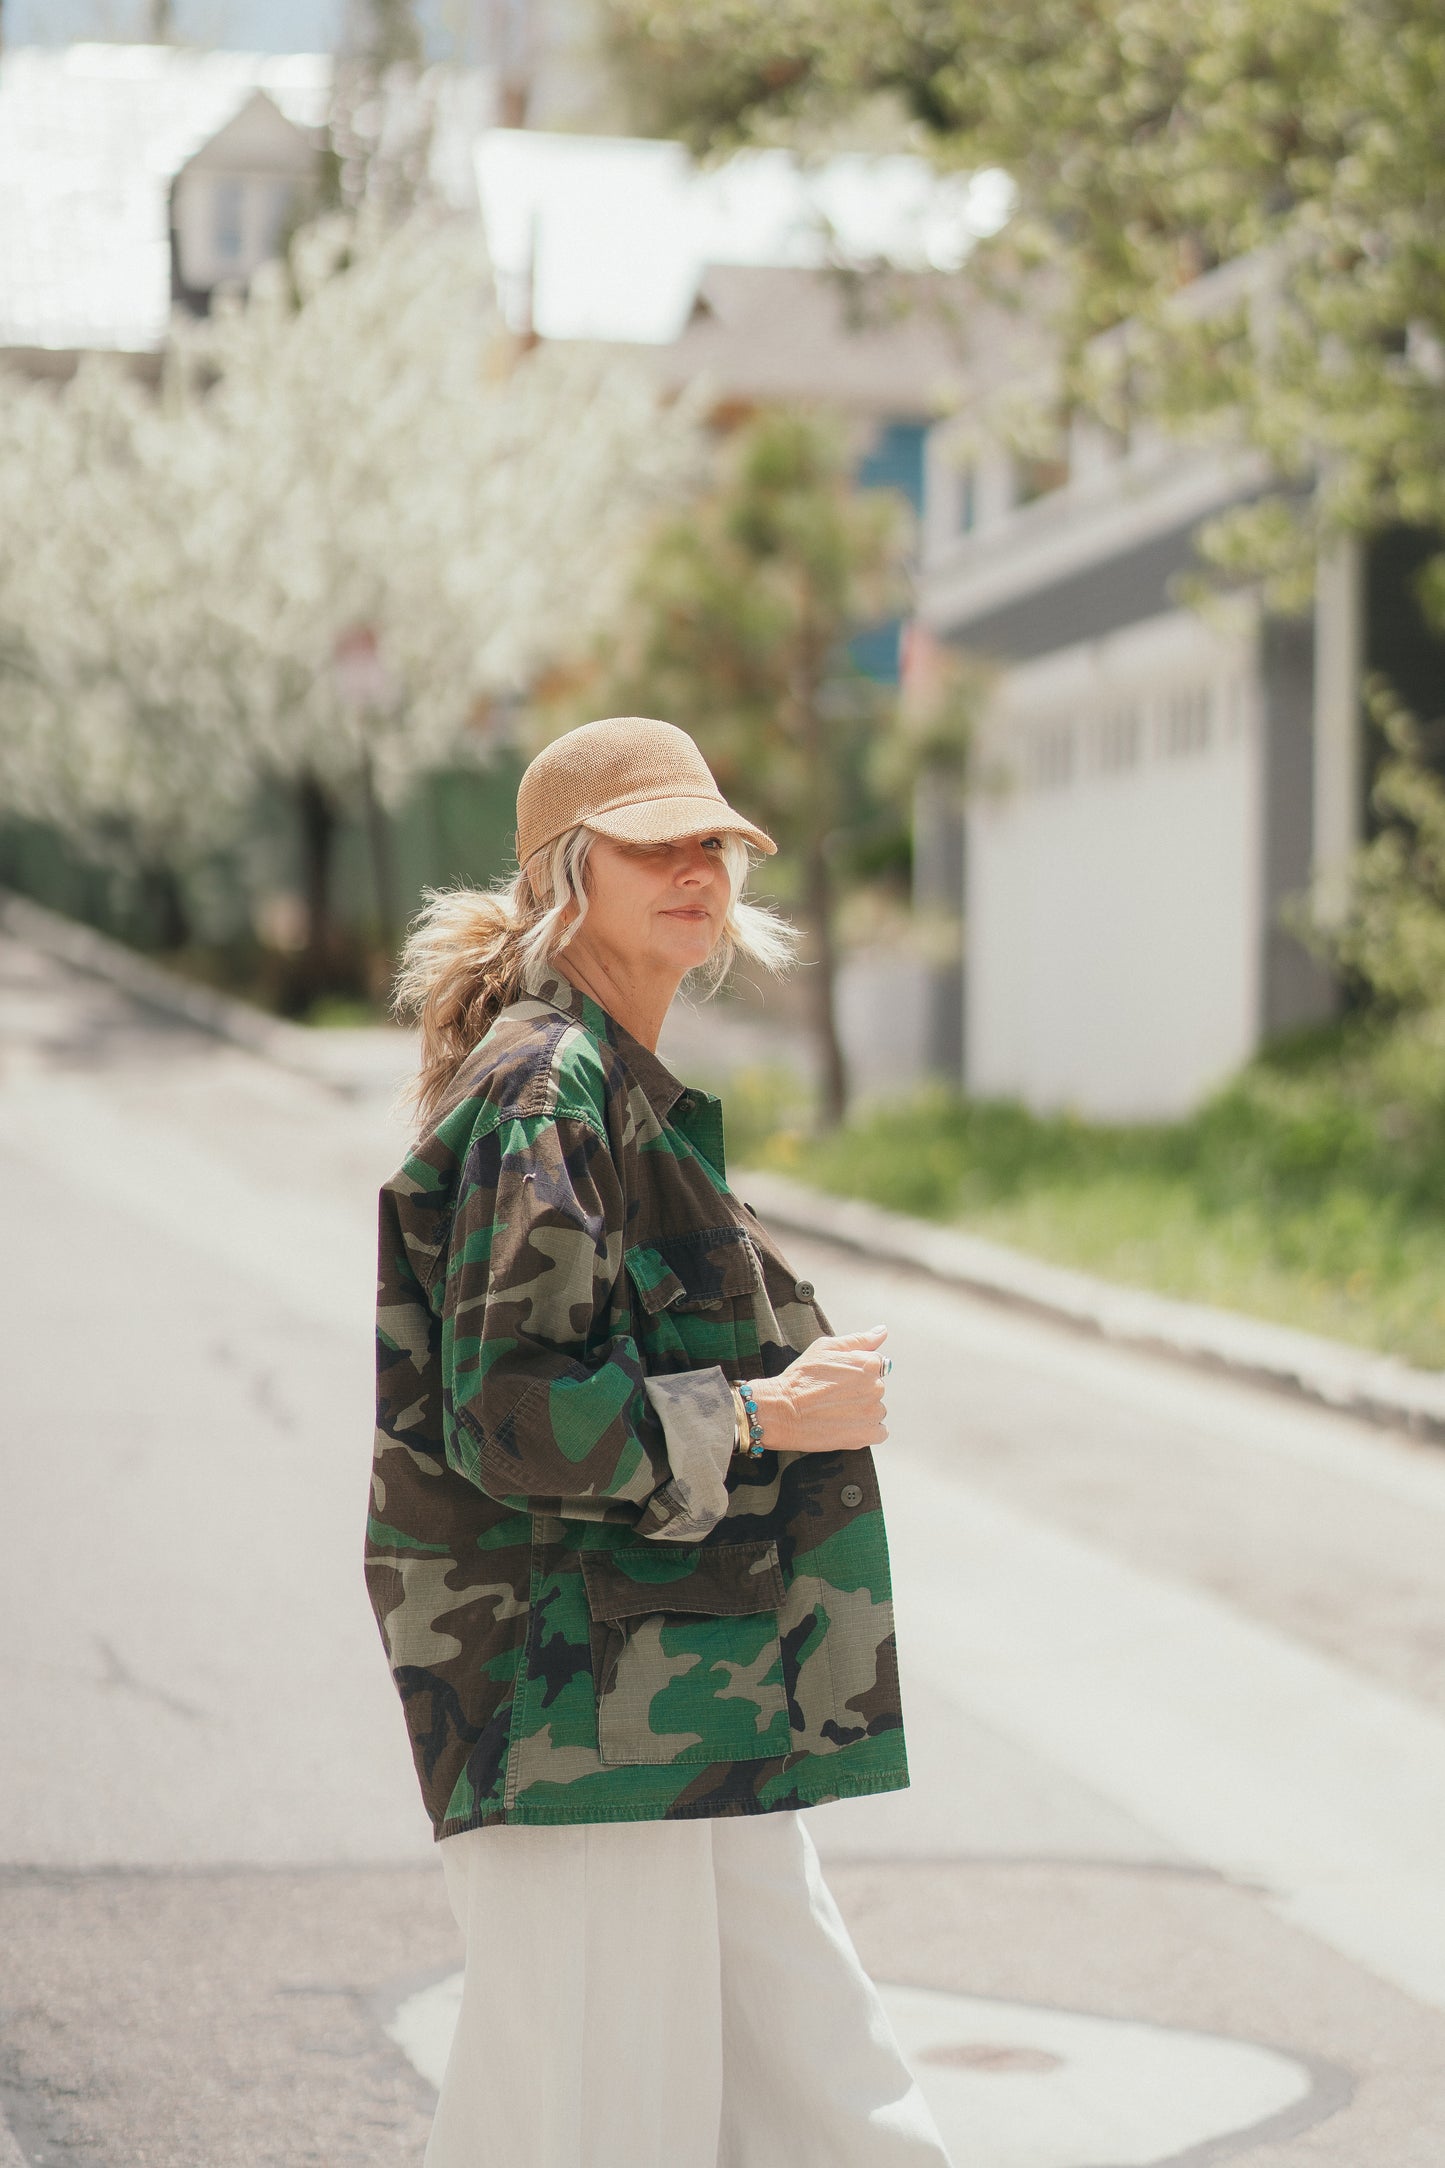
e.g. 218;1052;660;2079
424;1809;953;2168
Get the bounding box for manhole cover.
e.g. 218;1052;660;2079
918;2041;1065;2074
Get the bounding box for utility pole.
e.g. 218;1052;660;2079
342;0;424;66
488;0;537;128
148;0;174;38
330;0;432;215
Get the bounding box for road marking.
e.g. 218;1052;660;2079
386;1971;1315;2166
886;1456;1445;2016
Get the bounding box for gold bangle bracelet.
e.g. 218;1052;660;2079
730;1384;749;1457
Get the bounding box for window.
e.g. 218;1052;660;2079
1028;719;1075;790
213;177;245;265
956;461;977;534
1014;411;1073;506
1161;683;1212;757
258;179;295;261
1015;449;1071;506
1094;704;1142;773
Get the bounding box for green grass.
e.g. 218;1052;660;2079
303;993;388;1028
725;1017;1445;1371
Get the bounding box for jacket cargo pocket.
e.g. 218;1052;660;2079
581;1538;792;1767
624;1227;759;1314
624;1227;761;1370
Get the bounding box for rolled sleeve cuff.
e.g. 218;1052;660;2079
636;1368;736;1541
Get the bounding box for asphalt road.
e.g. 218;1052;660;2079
3;929;1445;2166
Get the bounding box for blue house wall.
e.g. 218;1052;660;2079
850;419;926;684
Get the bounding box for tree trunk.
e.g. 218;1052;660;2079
139;862;190;951
359;751;399;954
367;0;425;66
802;818;848;1128
296;771;338;997
793;631;848;1126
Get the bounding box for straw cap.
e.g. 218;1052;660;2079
516;716;776;865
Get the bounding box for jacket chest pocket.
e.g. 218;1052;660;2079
624;1226;760;1367
581;1538;792;1767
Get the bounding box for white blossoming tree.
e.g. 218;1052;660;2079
0;357;257;944
0;210;700;979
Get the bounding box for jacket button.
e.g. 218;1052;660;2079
796;1279;815;1300
840;1482;863;1509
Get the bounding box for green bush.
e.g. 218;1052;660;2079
736;1018;1445;1369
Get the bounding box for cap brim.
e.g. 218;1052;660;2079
583;795;777;856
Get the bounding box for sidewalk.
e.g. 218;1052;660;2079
9;886;1444;1445
0;889;419;1102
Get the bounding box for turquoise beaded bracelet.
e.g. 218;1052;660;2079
736;1380;765;1459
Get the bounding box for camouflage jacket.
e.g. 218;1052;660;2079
365;962;908;1836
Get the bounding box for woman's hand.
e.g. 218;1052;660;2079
746;1326;889;1455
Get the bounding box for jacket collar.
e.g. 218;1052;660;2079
519;958;690;1126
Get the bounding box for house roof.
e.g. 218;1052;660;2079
648;263;972;419
175;85;321;178
1;49;1009;386
473;128;1009;348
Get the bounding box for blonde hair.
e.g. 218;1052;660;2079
394;826;798;1133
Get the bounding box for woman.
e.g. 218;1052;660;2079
366;717;951;2168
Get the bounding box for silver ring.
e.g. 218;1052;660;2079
880;1355;892;1379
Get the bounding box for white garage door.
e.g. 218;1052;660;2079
965;606;1263;1120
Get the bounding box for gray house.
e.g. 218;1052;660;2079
0;45;334;369
169;87;320;315
918;266;1444;1119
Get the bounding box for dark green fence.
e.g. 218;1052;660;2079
0;755;525;961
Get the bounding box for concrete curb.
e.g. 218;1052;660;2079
0;889;415;1099
736;1167;1445;1445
